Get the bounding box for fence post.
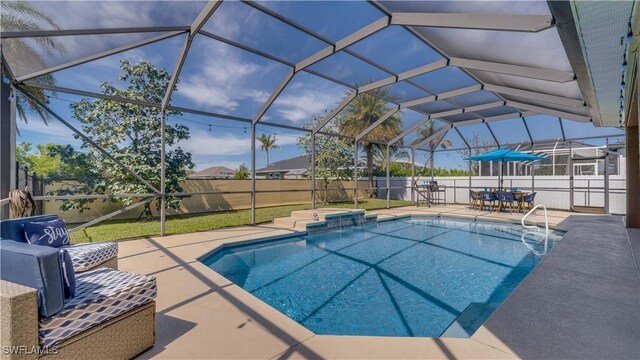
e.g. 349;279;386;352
410;148;415;205
353;140;358;209
386;145;390;208
311;133;316;209
251;123;256;225
604;137;610;214
453;179;456;204
569;141;574;211
160;112;166;236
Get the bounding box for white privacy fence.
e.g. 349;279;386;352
377;175;627;214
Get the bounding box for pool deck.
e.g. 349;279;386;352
115;204;640;359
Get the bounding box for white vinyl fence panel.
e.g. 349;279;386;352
376;175;627;214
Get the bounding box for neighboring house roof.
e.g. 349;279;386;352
188;166;236;178
256;155;311;172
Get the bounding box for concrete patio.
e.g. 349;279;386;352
111;205;640;359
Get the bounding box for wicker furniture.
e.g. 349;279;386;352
0;216;156;360
1;279;156;360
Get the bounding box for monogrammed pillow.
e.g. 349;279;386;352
23;220;71;248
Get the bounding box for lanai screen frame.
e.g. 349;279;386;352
0;0;622;235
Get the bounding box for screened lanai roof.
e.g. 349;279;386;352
0;0;631;151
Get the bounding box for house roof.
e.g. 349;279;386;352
189;166;236;178
256;155;311;172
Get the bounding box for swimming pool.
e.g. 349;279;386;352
202;216;563;338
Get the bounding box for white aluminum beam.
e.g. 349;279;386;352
355;105;400;141
295;16;388;70
162;0;222;111
465;100;506;113
411;125;452;150
312;92;358;134
449;57;575;83
391;13;554;33
17;86;161;193
454;110;538;128
335;17;389;51
507;101;591;122
1;26;190;38
388;116;430;146
395;84;482;110
387;101;506;146
358;77;397;93
23;81;162;108
16;31;186;82
484;84;585;108
356;58;449;93
69;197;156;233
254;16;389;125
437;84;483;100
400;95;437;109
252;68;294;124
398;58;449;81
398;84;482;109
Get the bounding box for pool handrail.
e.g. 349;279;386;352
521;204;549;233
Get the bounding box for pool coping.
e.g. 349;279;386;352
198;213;565;263
126;206;637;359
194;213;564;357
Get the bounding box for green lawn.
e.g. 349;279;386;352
70;199;411;243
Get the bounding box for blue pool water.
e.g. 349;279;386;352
202;216;563;337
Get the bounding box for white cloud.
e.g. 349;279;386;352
180;131;251;156
177;40;276;112
177;130;298;157
17;118;82;147
274;91;338;123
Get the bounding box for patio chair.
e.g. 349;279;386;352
0;215;118;273
469;190;480;210
479;191;497;211
0;241;156;359
523;192;537;212
428;181;447;206
497;191;517;213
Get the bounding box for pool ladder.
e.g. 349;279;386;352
521;205;550;256
521;204;549;233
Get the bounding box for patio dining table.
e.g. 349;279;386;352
479;190;527;213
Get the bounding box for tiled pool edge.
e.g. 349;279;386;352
198;214;564;343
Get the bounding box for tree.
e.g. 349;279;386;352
298;116;354;203
2;1;65;124
372;145;409;172
51;60;194;216
234;164;250;180
412;121;453;176
258;134;279;166
336;88;403;197
16;142;61;177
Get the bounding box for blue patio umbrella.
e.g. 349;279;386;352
466;148;546;188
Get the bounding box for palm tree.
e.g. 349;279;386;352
411;121;453;175
337;88;403;197
1;1;65;124
258;134;279;166
372;145;409;171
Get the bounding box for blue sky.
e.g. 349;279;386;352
14;1;624;172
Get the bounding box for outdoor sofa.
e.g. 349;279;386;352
0;215;156;359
